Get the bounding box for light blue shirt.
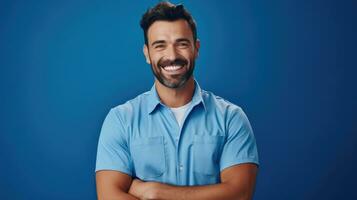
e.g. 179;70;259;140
95;81;259;186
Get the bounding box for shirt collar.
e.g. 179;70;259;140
147;80;206;114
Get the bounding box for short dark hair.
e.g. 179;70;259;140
140;1;197;45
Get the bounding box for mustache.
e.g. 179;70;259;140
158;57;188;68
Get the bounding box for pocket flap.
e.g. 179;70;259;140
131;136;164;146
193;135;224;144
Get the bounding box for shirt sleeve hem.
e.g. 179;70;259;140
95;166;133;177
220;158;260;172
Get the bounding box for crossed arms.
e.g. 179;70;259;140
96;163;258;200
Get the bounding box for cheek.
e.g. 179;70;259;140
181;49;196;59
149;53;162;64
185;54;195;64
150;57;161;70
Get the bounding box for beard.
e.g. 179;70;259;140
150;55;195;89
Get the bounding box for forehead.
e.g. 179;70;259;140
147;19;194;44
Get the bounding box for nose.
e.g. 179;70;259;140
165;45;178;61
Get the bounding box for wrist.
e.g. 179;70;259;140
149;182;169;199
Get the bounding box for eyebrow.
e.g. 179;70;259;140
151;38;191;46
151;40;166;46
176;38;191;43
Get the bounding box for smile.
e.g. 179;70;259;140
163;65;184;72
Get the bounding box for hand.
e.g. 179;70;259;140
128;179;162;200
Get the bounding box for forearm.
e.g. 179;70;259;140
153;182;248;200
98;192;139;200
117;193;140;200
129;165;257;200
96;170;140;200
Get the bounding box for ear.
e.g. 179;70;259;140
194;39;200;59
143;44;151;64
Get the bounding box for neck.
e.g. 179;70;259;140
155;77;195;108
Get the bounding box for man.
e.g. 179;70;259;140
95;2;259;200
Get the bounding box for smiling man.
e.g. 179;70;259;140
95;2;259;200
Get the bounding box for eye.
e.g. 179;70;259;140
154;44;165;50
178;42;189;48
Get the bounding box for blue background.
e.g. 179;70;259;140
0;0;356;199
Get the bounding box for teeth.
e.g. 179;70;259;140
164;65;183;71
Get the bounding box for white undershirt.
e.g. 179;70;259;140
170;101;192;128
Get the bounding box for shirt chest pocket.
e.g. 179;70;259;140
130;136;166;179
193;135;224;176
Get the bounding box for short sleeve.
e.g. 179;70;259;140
220;107;259;172
95;108;133;176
